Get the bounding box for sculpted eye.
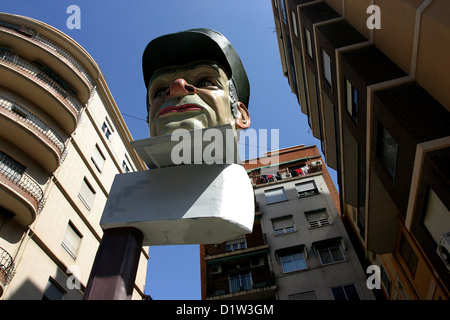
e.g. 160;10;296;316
196;78;215;88
152;88;167;99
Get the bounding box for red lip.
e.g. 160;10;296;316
157;104;203;117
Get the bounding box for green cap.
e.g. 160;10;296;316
142;28;250;108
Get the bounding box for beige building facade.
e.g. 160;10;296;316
0;13;148;299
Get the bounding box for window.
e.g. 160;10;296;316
42;278;65;300
61;221;82;259
101;118;113;141
345;79;358;123
265;187;287;204
380;264;392;295
318;245;345;265
122;155;132;173
291;11;298;37
423;189;450;244
304;28;313;58
322;49;332;86
395;275;410;299
305;208;330;228
277;246;308;273
331;284;360;300
91;144;105;172
286;34;298;90
280;0;287;23
225;238;246;252
399;234;418;275
313;237;346;265
295;180;319;197
122;161;130;173
78;177;96;210
280;252;307;273
272;215;296;235
377;124;398;179
229;271;252;293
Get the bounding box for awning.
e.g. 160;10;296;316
311;237;346;255
205;249;268;265
274;244;308;261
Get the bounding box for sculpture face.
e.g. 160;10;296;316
147;61;249;137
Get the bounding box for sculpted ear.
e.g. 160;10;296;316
235;102;250;129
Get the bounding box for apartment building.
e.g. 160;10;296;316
271;0;450;299
0;13;148;299
201;145;375;300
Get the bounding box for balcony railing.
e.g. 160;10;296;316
0;50;83;116
0;155;44;214
205;233;267;257
207;268;275;298
0;247;15;288
0;94;66;154
248;162;322;186
0;20;95;89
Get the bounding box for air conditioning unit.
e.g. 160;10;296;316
437;232;450;271
210;264;222;274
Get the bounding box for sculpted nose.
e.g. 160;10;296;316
166;78;196;98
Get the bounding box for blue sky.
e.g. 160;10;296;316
1;0;336;300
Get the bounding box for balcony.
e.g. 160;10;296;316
0;94;66;172
0;50;83;133
0;155;44;226
0;20;94;103
207;267;276;300
205;233;268;258
248;161;322;186
0;246;15;298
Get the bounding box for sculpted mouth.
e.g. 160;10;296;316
157;104;203;117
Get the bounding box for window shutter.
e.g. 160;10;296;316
61;222;82;259
91;144;105;172
322;49;332;85
272;215;295;235
78;178;95;210
265;188;287;204
305;209;329;228
295;181;316;193
272;216;293;230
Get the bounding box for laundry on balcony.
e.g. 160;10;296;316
247;161;320;186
